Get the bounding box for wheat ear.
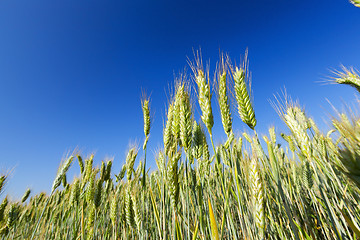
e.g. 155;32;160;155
196;69;214;135
249;158;264;238
178;84;193;151
233;64;256;130
217;54;232;136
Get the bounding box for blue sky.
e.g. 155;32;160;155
0;0;359;199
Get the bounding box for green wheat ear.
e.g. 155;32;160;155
231;53;256;130
333;66;360;93
70;179;80;205
350;0;360;7
21;188;31;203
333;114;360;188
125;187;135;229
0;197;8;223
126;147;138;181
142;97;151;138
249;158;264;238
196;69;214;135
176;83;193;151
167;151;181;209
217;54;232;136
164;102;174;156
189;52;214;136
52;155;74;193
0;175;6;194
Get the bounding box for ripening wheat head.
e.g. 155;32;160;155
164;102;174;156
273;95;311;159
189;51;214;135
333;114;360;188
167;151;181;208
142;95;151;137
332;66;360;93
192;120;204;160
350;0;360;7
126;147;138;181
173;81;193;152
216;53;232;136
230;52;256;130
249;157;264;238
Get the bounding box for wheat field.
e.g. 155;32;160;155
1;43;360;239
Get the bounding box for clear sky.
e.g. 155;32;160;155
0;0;359;199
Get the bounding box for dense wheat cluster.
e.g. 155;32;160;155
1;46;360;238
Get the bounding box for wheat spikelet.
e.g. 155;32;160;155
55;190;63;205
62;174;68;188
86;171;95;205
178;84;193;151
284;107;311;158
116;164;126;182
281;133;296;153
199;131;210;178
86;203;95;236
7;203;19;228
125;187;135;228
142;96;151;137
333;115;360;188
94;179;103;209
100;161;106;182
126;147;138;181
302;161;314;190
199;156;210;179
168;151;181;208
21;188;31;203
77;154;84;175
350;0;360;7
217;55;232;136
131;191;142;231
164;102;174;156
192;120;204;160
232;64;256;130
0;197;8;223
52;155;74;192
318;135;328;159
189;53;214;135
269;127;276;144
172;88;181;145
155;151;166;176
104;178;113;194
0;175;6;195
219;145;230;166
110;188;119;227
134;160;143;179
231;137;243;160
83;155;93;182
249;158;264;238
104;160;112;181
70;179;80;205
332;66;360;92
202;132;210;163
196;69;214;135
